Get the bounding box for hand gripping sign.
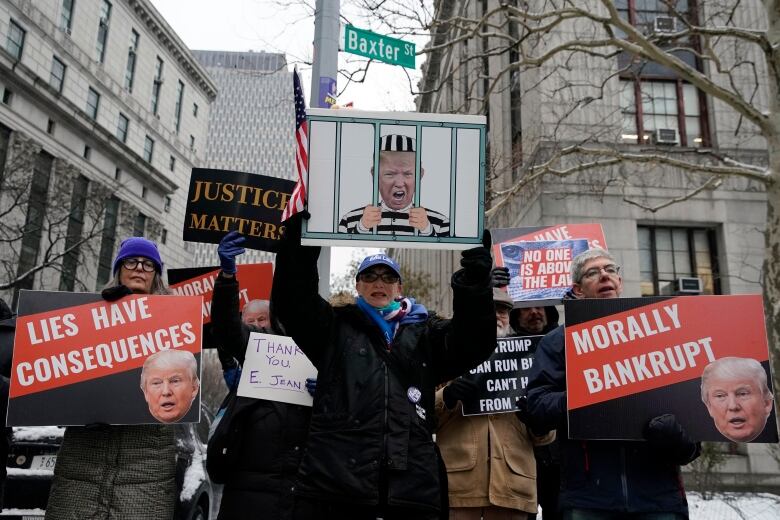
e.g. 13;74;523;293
8;290;203;426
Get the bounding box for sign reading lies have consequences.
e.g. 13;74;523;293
341;25;415;69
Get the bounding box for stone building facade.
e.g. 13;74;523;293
391;0;778;492
0;0;216;303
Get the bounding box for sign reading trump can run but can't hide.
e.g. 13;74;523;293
460;335;542;416
565;295;778;443
183;168;296;252
8;290;203;426
237;332;318;407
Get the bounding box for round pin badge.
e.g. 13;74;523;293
407;386;422;403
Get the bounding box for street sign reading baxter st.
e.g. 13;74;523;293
341;24;415;69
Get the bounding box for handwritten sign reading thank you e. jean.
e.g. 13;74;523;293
237;332;318;407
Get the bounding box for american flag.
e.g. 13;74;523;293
281;69;309;221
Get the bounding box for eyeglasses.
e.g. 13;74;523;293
359;271;400;284
121;258;156;272
581;264;620;281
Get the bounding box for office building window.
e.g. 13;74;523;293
96;196;119;288
47;119;55;134
15;151;54;299
638;225;719;296
124;29;139;91
151;56;163;114
189;135;195;150
117;113;129;143
59;175;89;291
60;0;75;34
169;155;176;171
6;19;25;61
2;88;11;105
114;167;121;180
143;135;154;163
193;103;198;117
0;123;11;187
95;0;111;63
83;145;90;159
620;79;705;147
141;185;147;199
86;87;100;120
164;195;171;212
50;56;66;93
161;228;167;245
133;213;146;236
174;80;184;133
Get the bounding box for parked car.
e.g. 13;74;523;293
2;410;214;520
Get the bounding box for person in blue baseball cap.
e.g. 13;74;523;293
272;212;503;520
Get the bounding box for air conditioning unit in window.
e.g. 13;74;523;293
653;16;677;34
676;277;703;294
660;277;703;295
653;128;679;145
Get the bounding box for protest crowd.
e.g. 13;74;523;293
2;210;730;520
1;71;775;520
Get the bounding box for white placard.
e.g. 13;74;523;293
237;332;318;407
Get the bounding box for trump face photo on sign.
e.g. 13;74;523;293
140;349;200;424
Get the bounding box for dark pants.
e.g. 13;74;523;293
293;497;439;520
562;510;686;520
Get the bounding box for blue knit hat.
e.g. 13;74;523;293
112;237;163;274
356;254;401;281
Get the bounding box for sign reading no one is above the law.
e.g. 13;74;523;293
341;24;415;69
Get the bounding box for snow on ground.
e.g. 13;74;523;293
6;467;54;477
179;444;206;502
688;492;780;520
12;426;64;441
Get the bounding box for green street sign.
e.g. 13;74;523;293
341;24;415;69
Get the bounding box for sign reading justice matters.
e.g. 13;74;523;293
183;168;295;252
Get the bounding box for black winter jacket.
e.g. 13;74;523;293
526;325;697;515
272;243;496;512
211;273;311;520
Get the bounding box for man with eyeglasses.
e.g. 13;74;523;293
526;247;700;520
272;214;497;519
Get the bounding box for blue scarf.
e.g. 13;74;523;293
356;296;428;346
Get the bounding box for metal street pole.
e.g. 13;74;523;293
310;0;339;298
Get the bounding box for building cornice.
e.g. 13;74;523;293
127;0;218;102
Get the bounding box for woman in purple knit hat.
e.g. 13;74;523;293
45;237;178;520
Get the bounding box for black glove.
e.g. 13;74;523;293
442;378;479;409
280;210;311;244
491;267;510;288
459;247;493;284
515;394;530;424
101;285;132;301
643;414;700;464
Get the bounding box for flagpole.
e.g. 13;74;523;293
310;0;339;299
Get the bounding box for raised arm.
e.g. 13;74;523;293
270;214;333;368
430;246;496;384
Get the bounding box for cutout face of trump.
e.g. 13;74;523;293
701;357;774;443
141;349;200;424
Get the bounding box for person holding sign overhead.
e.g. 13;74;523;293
46;237;179;520
209;230;313;520
272;213;496;519
526;248;701;520
436;287;553;520
338;134;450;237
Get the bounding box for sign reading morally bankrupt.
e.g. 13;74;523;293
183;168;296;252
565;295;778;443
8;290;203;426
